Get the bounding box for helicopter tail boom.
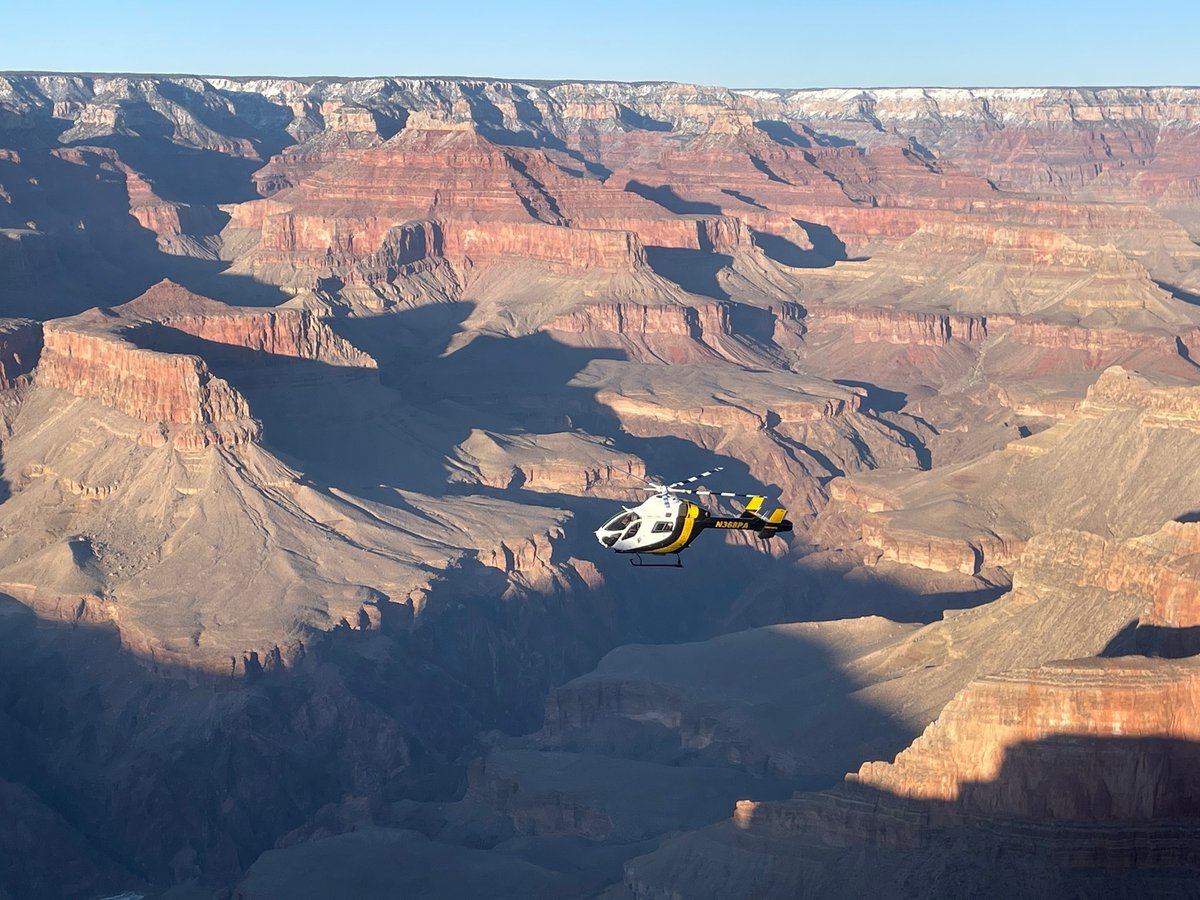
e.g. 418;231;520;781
705;503;792;539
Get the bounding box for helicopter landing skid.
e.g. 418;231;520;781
630;553;683;569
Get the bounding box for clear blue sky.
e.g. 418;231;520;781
1;0;1195;88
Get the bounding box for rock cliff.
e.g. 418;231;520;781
38;316;258;449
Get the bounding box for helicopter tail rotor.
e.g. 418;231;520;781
755;506;792;539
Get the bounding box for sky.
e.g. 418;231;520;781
1;0;1195;89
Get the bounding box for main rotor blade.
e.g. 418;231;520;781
654;487;764;498
667;466;725;489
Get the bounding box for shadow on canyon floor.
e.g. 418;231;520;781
833;377;933;469
455;86;612;180
1154;279;1200;309
725;564;1009;630
0;535;928;900
149;300;784;513
625;181;722;216
644;247;732;300
0;580;632;897
1101;621;1200;660
541;623;922;791
141;302;822;635
139;299;980;632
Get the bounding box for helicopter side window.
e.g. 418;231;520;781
651;521;674;533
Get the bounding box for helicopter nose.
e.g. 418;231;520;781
595;527;619;549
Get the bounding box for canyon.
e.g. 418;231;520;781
1;74;1200;898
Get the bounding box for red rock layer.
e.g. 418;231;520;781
732;653;1200;871
30;280;383;447
37;321;258;449
734;519;1200;869
547;301;705;340
120;281;377;367
447;221;644;273
806;304;987;346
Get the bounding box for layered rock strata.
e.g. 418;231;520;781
38;316;258;450
823;366;1200;577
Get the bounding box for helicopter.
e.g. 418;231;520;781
594;467;792;567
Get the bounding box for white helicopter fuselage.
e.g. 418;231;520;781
594;483;793;565
594;493;706;555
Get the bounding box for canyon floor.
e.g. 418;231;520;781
3;75;1200;899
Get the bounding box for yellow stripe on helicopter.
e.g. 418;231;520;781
653;504;701;554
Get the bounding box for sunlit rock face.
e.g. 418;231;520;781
3;74;1200;899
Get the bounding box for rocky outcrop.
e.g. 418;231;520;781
450;429;645;497
37;318;258;449
859;515;1024;575
31;280;378;449
124;280;377;367
1081;364;1200;422
850;658;1200;816
823;365;1200;580
1003;318;1195;360
548;301;707;340
807;304;987;346
478;530;570;595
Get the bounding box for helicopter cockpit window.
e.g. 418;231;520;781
603;513;637;532
621;520;642;540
